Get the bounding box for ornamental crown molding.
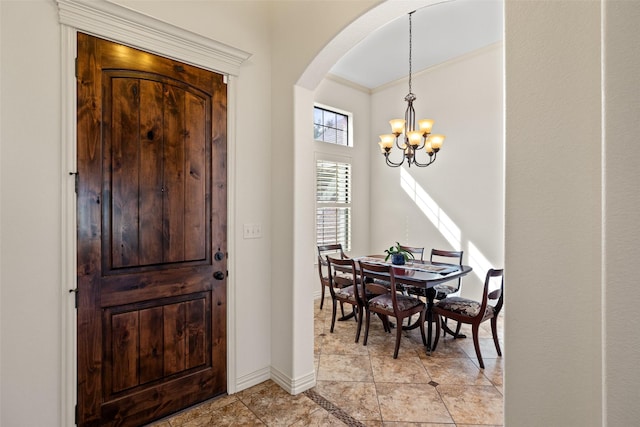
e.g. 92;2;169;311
56;0;251;76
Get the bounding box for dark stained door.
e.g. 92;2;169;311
76;33;227;426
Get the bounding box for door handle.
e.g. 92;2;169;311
213;271;225;280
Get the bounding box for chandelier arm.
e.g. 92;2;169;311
394;135;406;151
412;152;436;168
384;152;405;168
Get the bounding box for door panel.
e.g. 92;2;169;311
77;33;227;426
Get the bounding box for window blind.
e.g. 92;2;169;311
316;160;351;251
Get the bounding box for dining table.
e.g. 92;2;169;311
352;255;473;353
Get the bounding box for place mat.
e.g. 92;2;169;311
355;256;458;274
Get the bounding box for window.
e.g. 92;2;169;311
314;106;351;146
316;159;351;252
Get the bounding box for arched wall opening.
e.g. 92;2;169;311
292;0;504;403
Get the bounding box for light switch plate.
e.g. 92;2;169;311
243;223;262;239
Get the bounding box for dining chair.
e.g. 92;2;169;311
404;248;463;332
317;244;347;310
430;249;464;299
358;260;427;358
398;244;425;261
326;256;364;342
433;268;504;369
430;249;466;337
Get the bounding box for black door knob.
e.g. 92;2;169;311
215;251;225;261
213;271;225;280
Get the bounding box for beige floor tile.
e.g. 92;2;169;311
419;335;469;359
314;380;382;422
422;356;493;386
437;384;504;425
456;336;504;362
317;353;374;382
180;400;264;426
363;327;423;359
376;382;454;424
321;328;369;356
154;395;239;426
370;355;431;384
473;356;504;389
288;407;347;426
236;381;322;426
382;423;455;427
234;380;274;402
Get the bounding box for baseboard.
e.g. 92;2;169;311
234;366;271;393
270;365;316;395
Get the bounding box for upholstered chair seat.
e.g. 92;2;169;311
369;293;424;312
434;296;494;319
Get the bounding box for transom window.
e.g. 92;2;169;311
314;106;351;147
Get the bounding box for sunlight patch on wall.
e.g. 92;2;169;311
468;241;493;281
400;168;460;249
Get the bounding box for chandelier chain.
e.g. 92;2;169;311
408;11;413;95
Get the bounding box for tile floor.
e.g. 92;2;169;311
151;296;504;426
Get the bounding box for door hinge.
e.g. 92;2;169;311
69;172;78;194
69;288;79;309
74;404;78;425
75;57;78;78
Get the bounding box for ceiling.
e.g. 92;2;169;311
329;0;504;90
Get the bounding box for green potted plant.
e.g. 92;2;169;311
384;242;415;265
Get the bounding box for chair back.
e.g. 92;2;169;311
398;244;425;261
326;256;359;299
317;244;346;281
430;249;464;289
479;268;504;318
358;260;399;308
317;243;346;258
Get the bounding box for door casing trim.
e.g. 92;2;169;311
57;1;247;425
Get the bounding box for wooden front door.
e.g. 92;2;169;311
76;33;227;426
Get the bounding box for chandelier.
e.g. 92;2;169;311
378;11;445;168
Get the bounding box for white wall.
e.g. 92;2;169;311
505;1;603;424
1;1;63;425
370;44;504;300
603;1;640;425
